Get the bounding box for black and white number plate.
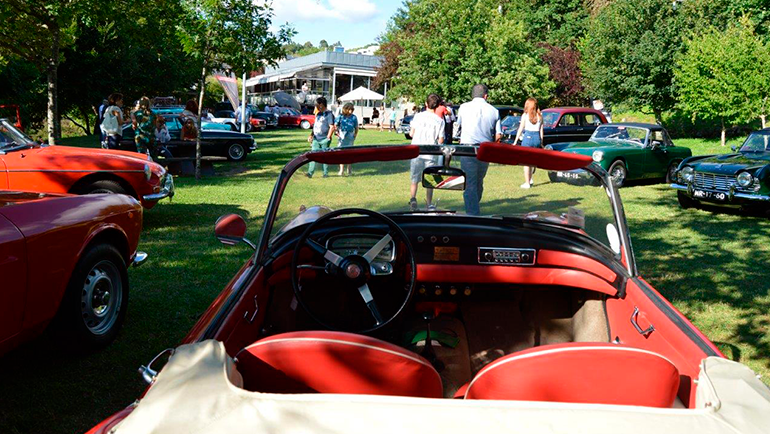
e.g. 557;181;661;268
556;171;580;180
692;189;728;202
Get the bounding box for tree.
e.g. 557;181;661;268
675;18;770;145
0;0;90;144
380;0;553;106
177;0;292;178
540;44;586;106
581;0;683;124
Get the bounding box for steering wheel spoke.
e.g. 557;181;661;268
305;238;344;267
362;233;393;263
357;283;384;326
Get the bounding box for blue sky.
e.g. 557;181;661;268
268;0;402;49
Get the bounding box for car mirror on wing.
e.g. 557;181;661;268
215;214;255;250
422;166;466;191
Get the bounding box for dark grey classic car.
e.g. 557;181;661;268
671;128;770;212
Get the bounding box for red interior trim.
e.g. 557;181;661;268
537;250;617;283
307;145;420;164
417;264;617;295
477;142;593;171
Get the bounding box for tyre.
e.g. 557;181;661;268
608;160;627;187
229;123;238;131
677;191;698;209
57;244;129;349
404;133;412;140
82;179;127;195
227;142;247;161
548;172;558;183
300;120;311;130
666;161;681;183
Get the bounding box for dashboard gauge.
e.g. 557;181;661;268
326;234;396;262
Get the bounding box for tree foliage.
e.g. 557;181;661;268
381;0;553;106
176;0;292;178
674;18;770;145
581;0;683;124
539;44;585;105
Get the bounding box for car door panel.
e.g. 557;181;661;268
0;157;7;188
0;213;27;344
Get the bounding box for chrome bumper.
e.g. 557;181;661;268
131;251;148;267
143;173;175;202
670;183;770;202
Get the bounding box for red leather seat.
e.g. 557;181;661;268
237;331;443;398
464;342;680;407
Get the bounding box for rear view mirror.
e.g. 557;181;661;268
215;214;255;250
422;166;466;191
650;140;663;149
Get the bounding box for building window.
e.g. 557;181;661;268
335;74;351;99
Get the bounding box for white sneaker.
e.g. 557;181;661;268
530;179;534;185
520;183;531;189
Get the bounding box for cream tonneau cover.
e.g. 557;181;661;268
114;340;770;434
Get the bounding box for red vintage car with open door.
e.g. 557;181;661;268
0;190;145;357
88;144;770;434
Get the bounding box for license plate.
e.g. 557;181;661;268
692;189;728;202
556;171;580;180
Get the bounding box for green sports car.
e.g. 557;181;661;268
548;123;692;187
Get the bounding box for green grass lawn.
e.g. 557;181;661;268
0;128;768;434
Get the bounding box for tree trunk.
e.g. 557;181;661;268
653;108;663;126
80;105;91;135
195;65;207;180
720;118;726;147
761;114;766;129
46;27;60;145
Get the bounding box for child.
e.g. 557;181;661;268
154;117;171;144
307;97;335;178
335;102;358;176
181;118;198;141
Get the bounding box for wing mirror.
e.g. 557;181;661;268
731;145;739;152
215;214;255;250
422;166;466;191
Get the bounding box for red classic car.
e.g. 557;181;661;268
0;118;174;209
0;190;145;357
276;107;315;129
89;144;770;434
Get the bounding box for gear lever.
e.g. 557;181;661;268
421;312;444;372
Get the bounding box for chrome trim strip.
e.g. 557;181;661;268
670;183;770;201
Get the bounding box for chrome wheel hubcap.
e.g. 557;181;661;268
81;260;122;335
611;167;625;185
229;145;244;159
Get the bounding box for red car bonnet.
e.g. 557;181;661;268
477;142;593;171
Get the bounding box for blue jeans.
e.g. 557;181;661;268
461;157;489;216
521;131;541;148
308;138;330;176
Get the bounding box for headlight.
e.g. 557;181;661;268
544;145;554;151
144;164;152;181
592;150;604;162
737;171;754;187
679;166;694;183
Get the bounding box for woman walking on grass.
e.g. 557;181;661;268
512;97;544;189
335;102;358;176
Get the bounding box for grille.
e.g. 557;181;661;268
693;172;759;192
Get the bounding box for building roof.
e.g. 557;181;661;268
246;51;382;87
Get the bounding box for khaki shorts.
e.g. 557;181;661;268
410;156;439;184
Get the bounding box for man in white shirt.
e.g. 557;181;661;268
455;84;501;215
409;93;445;211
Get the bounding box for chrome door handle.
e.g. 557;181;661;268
243;295;259;323
631;306;654;337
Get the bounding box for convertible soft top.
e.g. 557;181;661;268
112;340;770;434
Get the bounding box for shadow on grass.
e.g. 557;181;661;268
629;189;770;369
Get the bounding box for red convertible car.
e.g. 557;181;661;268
276;107;315;129
0;118;174;209
0;190;145;357
89;144;770;434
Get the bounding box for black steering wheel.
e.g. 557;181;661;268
290;208;416;333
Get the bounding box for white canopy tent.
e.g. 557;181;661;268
339;87;384;125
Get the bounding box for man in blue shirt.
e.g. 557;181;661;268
456;84;501;215
307;97;335;178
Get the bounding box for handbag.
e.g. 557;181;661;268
101;106;120;135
